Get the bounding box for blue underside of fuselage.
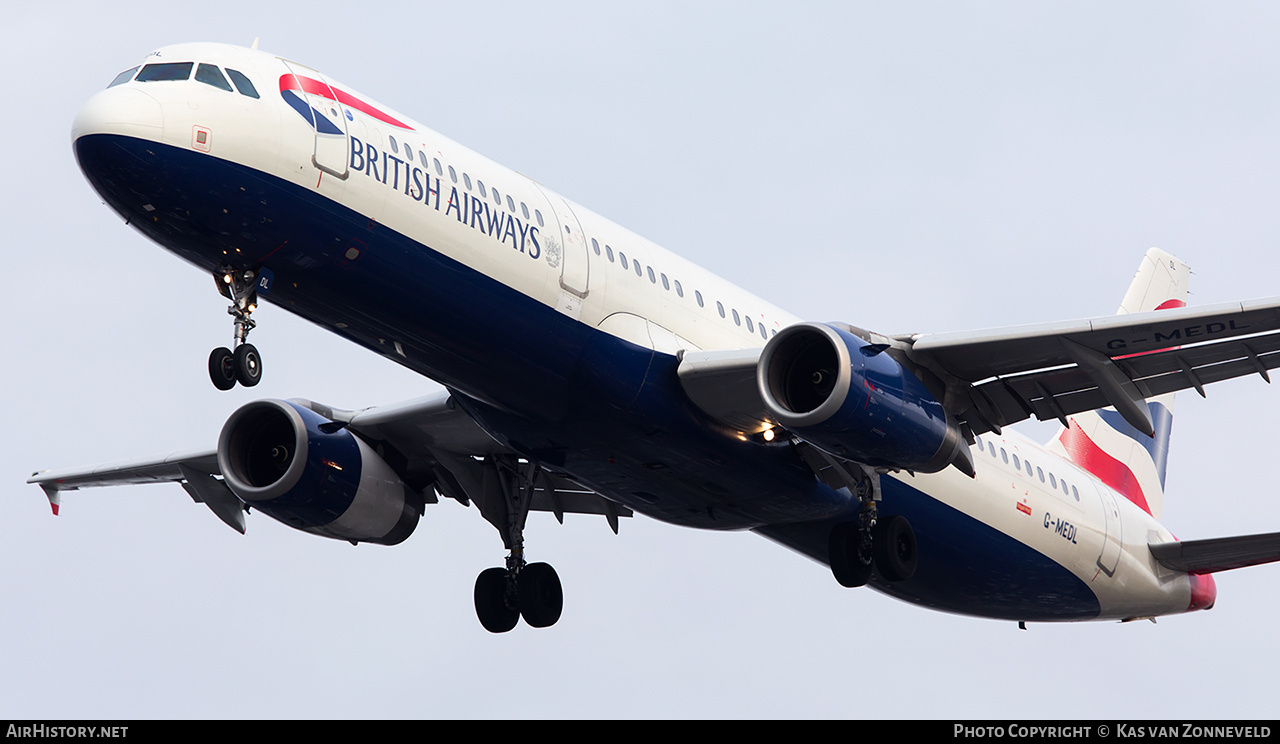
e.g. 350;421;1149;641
757;477;1102;621
75;133;1101;622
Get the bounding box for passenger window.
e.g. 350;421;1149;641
695;291;704;308
591;238;601;255
521;203;530;220
634;261;643;277
478;181;488;198
448;165;457;183
1012;454;1020;470
1071;486;1079;501
463;173;473;190
759;324;768;340
1001;449;1009;464
1037;466;1045;482
732;309;741;326
108;67;139;88
535;210;545;228
418;152;429;170
434;159;444;177
404;145;415;162
661;274;670;291
674;279;683;297
389;136;399;154
647;266;656;283
717;301;726;319
492;187;502;205
745;316;755;333
506;195;516;212
620;252;629;270
1061;480;1070;496
136;62;194;82
605;245;614;262
225;69;259;98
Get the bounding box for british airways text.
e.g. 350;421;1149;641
349;136;541;259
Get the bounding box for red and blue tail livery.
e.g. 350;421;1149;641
32;41;1280;632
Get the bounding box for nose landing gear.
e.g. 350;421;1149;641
208;268;264;390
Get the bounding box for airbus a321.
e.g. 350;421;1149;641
32;42;1280;632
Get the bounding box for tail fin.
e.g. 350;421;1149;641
1044;248;1191;520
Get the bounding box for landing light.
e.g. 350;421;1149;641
762;428;776;442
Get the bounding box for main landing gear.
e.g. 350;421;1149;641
208;268;263;390
829;511;918;587
789;442;918;588
470;456;564;633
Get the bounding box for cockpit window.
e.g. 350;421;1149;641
136;62;194;82
224;69;260;99
107;67;139;88
195;63;233;92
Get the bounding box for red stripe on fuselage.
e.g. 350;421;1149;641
1058;422;1153;515
279;74;413;130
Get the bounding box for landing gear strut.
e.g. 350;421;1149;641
470;456;564;633
812;450;918;586
209;268;263;390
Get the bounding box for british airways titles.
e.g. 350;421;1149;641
349;136;542;260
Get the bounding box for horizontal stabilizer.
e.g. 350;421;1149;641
1149;532;1280;574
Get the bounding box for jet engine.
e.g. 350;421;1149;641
217;399;419;544
758;322;966;474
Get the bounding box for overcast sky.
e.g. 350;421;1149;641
5;1;1280;719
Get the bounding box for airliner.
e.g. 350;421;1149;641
32;41;1280;632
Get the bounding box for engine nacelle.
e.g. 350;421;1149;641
217;399;419;545
758;322;965;473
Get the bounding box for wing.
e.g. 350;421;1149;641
904;298;1280;436
28;390;630;534
677;299;1280;441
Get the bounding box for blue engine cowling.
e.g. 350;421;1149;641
216;399;419;545
757;322;965;473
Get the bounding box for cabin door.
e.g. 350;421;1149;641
1095;486;1123;577
280;60;350;180
533;185;590;316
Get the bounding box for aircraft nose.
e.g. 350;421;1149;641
71;86;163;145
1188;572;1217;611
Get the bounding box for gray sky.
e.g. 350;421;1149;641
5;1;1280;719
